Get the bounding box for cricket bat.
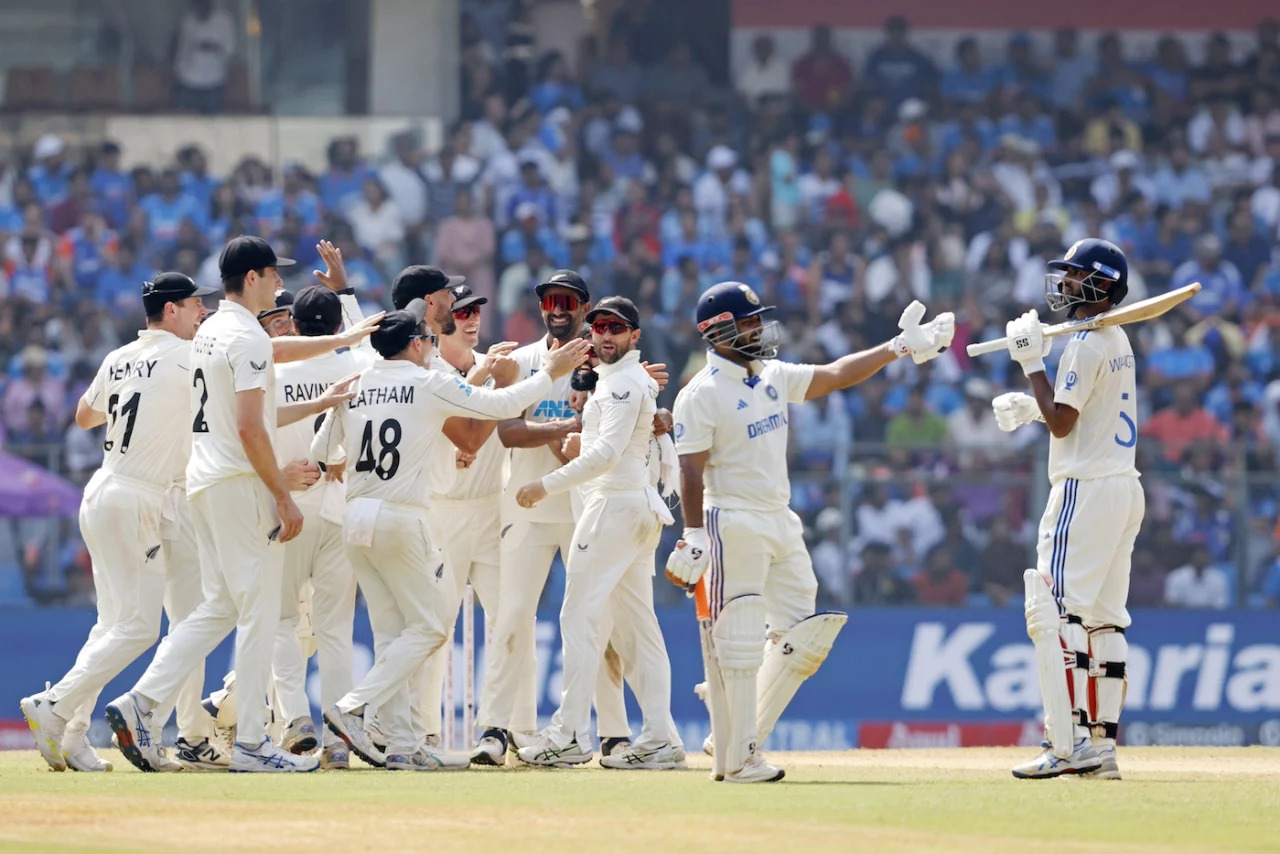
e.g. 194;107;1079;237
695;577;729;781
966;282;1201;358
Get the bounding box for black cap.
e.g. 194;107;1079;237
371;299;429;358
219;235;296;280
256;289;295;321
585;295;641;330
535;269;590;300
450;283;488;312
290;286;342;331
142;271;217;314
391;265;465;309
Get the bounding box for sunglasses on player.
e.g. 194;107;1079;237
452;304;481;320
541;294;581;312
590;320;631;335
408;330;438;347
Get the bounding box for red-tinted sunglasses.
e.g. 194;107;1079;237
541;294;581;312
590;320;631;335
452;304;481;320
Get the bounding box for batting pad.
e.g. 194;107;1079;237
756;612;847;744
1024;569;1073;759
712;594;766;774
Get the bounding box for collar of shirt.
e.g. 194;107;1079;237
706;349;760;380
595;348;642;378
216;299;259;323
137;328;181;344
367;358;422;375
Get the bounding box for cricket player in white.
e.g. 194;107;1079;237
666;281;954;782
514;297;684;769
105;235;378;773
994;238;1141;781
314;299;591;771
20;273;215;773
473;270;631;765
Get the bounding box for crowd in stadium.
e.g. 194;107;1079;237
1;5;1278;609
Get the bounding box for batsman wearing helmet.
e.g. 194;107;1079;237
994;238;1141;780
665;282;954;782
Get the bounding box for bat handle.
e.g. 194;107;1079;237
966;336;1008;358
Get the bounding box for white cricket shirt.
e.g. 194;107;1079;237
186;300;276;495
80;329;193;490
1049;326;1140;485
432;348;507;502
502;336;575;522
672;350;815;512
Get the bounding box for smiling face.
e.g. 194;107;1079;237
450;302;482;349
540;286;588;342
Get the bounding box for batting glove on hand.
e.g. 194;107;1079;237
664;527;710;589
892;301;956;364
992;391;1044;432
1005;310;1052;375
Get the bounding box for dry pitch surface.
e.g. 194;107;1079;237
1;748;1278;853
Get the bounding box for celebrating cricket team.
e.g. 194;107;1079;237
19;227;1145;782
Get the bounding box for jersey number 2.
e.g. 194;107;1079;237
356;418;402;481
192;368;210;433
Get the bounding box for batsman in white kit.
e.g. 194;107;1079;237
666;281;955;782
104;236;376;773
313;299;591;770
19;273;216;773
993;238;1141;780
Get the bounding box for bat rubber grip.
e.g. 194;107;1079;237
966;336;1009;358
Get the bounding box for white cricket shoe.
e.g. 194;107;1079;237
365;716;388;754
1086;743;1122;780
230;739;320;773
471;729;507;767
104;692;172;773
599;736;631;758
723;751;785;784
20;691;67;771
386;745;471;771
175;737;230;771
63;732;112;772
702;734;715;756
1012;738;1102;779
322;705;385;768
516;732;593;768
506;729;538;765
599;742;687;770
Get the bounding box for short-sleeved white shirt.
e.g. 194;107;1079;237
186;300;277;495
431;349;506;502
672;350;814;512
502;335;575;523
81;329;193;490
1049;326;1140;485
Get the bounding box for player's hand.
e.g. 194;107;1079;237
562;432;582;460
283;459;321;491
515;480;548;509
316;373;359;410
340;311;386;345
456;450;476;470
653;408;673;437
324;460;347;482
275;496;304;543
568;389;589;412
1005;309;1051;375
891;301;955;364
641;361;669;391
312;240;348;292
992;391;1044;432
486;341;519;359
544;338;593;379
488;355;520;388
664;527;711;590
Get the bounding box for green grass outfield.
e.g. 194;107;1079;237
0;748;1278;853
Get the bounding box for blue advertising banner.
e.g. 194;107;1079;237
2;606;1277;749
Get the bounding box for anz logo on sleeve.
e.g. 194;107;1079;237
532;399;572;419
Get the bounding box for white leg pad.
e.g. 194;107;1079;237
1024;569;1073;759
756;612;847;744
712;594;766;775
1088;626;1127;741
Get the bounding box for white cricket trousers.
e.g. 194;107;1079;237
547;490;679;750
273;515;356;746
134;477;284;747
1036;475;1145;628
704;506;818;628
481;518;629;737
338;503;449;755
49;472;167;730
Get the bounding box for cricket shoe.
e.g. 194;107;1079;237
470;729;507;766
104;692;174;773
321;745;350;770
283;716;319;754
64;731;112;772
516;732;593;768
322;705;385;768
1011;738;1102;779
175;737;230;771
723;751;785;784
599;737;632;758
365;716;388;754
386;745;471;771
1085;743;1122;780
230;739;319;773
20;690;67;771
600;742;687;770
111;732;181;772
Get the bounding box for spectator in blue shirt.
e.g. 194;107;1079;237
317;136;372;216
863;16;938;108
529;51;585;115
941;38;998;105
500;201;566;267
140;169;206;249
58;207;117;292
1048;27;1094;110
505;158;559;230
1146;37;1191;100
254;165;322;237
89;141;133;229
27;134;73;208
1146;314;1215;396
1152;144;1212;207
997;33;1051;101
937;102;998;158
999;93;1058;152
0;177;37;234
662;211;718;271
1174;234;1245;318
94;241;154;315
1223;208;1272;289
601;117;648;184
1138;204;1193;287
1204;361;1263;424
176;145;218;212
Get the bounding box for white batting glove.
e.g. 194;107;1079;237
891;301;956;364
992;391;1044;432
1005;309;1052;375
664;527;710;588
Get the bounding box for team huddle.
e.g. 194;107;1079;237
19;229;1142;782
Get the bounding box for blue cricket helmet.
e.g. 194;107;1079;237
695;281;781;359
1045;238;1129;316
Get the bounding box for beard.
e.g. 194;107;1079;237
439;315;458;336
598;338;631;364
546;315;576;340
